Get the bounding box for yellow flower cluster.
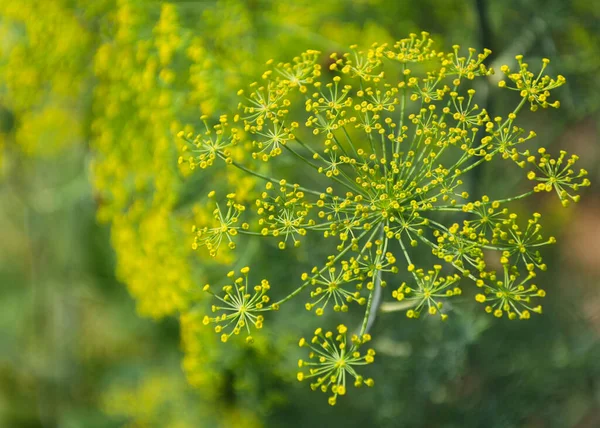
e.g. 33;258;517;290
88;0;404;414
102;367;263;428
187;32;588;403
91;2;194;318
111;207;194;317
0;0;99;157
102;370;199;428
202;267;270;344
180;310;222;393
7;0;546;415
297;325;375;406
1;0;301;421
89;0;397;416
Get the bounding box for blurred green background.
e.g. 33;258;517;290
0;0;599;427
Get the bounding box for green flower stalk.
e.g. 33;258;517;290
179;32;589;404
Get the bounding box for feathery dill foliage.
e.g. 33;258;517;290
179;32;590;404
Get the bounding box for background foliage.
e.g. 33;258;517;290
0;0;598;426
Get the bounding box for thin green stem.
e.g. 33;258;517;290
270;226;380;307
394;63;407;154
219;152;324;198
359;226;387;336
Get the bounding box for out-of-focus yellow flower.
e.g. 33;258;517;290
112;207;193;318
0;0;98;156
102;370;205;428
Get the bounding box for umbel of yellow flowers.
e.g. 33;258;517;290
179;32;589;404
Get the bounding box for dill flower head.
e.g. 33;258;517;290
202;266;270;344
297;325;375;406
181;32;589;403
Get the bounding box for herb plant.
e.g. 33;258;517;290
179;32;589;404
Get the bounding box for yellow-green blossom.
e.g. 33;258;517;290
187;33;588;403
